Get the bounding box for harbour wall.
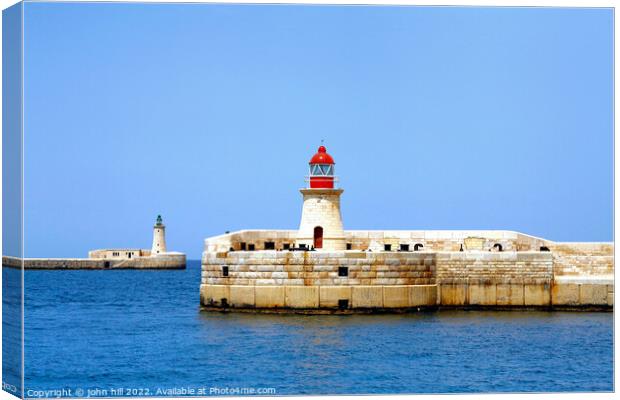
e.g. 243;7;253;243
200;230;613;312
2;254;186;269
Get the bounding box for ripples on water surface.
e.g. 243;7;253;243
6;260;613;395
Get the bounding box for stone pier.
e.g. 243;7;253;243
200;230;613;312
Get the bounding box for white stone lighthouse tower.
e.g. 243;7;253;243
296;146;345;251
151;215;167;255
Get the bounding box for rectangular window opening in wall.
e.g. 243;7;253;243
399;244;410;252
338;299;349;310
346;243;352;250
338;266;348;277
384;244;392;251
222;266;229;277
240;242;247;251
248;244;255;251
283;243;291;250
264;241;275;250
221;298;228;307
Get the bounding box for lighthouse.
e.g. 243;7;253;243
296;145;346;251
151;214;167;255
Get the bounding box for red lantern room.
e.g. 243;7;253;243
308;145;336;189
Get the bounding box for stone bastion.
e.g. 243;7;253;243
200;230;613;312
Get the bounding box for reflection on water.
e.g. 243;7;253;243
21;261;613;396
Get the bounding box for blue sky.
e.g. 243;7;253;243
22;4;613;258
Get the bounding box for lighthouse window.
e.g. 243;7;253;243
338;266;348;277
264;241;275;250
222;266;229;277
240;242;247;251
310;164;334;176
384;244;392;251
283;243;291;250
399;244;410;252
414;243;424;251
248;244;255;251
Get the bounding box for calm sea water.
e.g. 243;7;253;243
5;260;614;396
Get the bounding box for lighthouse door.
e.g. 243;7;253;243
313;226;323;249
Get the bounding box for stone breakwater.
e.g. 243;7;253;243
2;254;186;269
200;230;613;312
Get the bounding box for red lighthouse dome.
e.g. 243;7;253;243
308;145;336;189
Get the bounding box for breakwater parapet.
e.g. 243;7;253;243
3;254;186;270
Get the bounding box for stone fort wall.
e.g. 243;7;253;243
3;253;186;269
201;230;613;311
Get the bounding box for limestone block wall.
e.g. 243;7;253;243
200;249;608;310
113;253;186;269
200;230;612;311
552;282;613;308
434;252;554;307
3;257;107;269
201;284;438;310
201;251;436;287
547;243;613;277
436;252;553;285
2;254;186;269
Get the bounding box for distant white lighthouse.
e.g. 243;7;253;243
296;145;345;251
151;215;167;255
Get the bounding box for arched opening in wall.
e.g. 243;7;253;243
414;243;424;251
314;226;324;249
540;246;550;252
493;243;503;252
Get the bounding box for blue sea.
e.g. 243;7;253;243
2;260;614;397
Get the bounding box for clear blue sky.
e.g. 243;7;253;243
22;3;613;258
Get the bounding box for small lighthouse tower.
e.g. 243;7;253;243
151;215;167;255
296;145;345;251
